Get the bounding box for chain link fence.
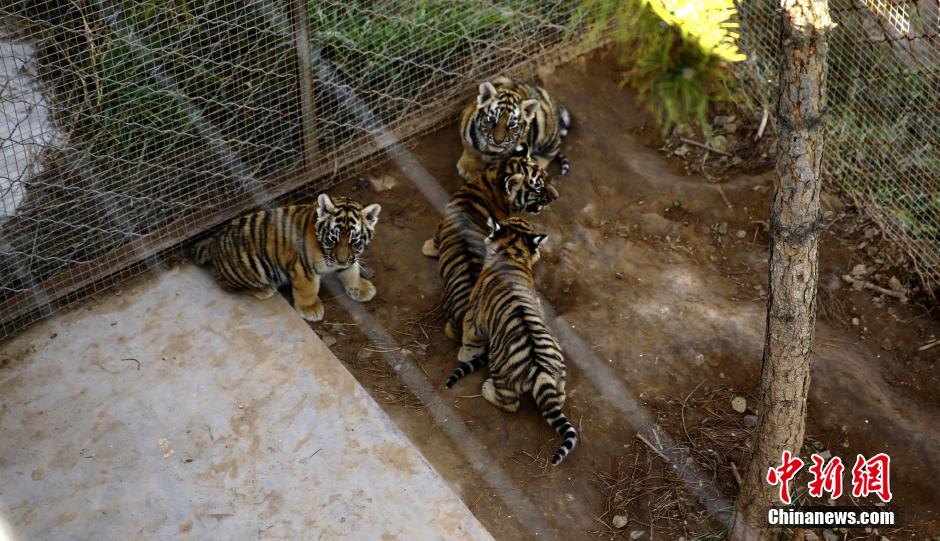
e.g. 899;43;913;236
735;0;940;292
0;0;598;339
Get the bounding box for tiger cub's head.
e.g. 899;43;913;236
474;80;540;152
484;217;547;268
487;144;558;215
316;194;381;267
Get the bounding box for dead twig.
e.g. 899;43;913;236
918;340;939;352
755;107;769;141
729;461;743;487
841;274;908;301
679;137;733;157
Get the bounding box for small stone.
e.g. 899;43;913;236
630;530;645;539
694;353;705;366
357;348;372;360
615;272;625;280
731;156;743;166
804;532;821;541
880;338;894;351
820;449;832;459
851;263;868;277
822;529;839;541
888;276;905;292
612;514;628;529
735;230;747;239
851;317;860;326
673;145;690;157
731;396;747;413
564;493;575;502
743;414;758;427
319;333;337;348
879;536;889;541
708;135;728;152
713;114;737;126
370;174;398;192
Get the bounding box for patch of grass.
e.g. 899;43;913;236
579;0;744;135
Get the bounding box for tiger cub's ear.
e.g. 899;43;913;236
363;203;382;227
486;216;501;238
521;99;540;122
477;81;497;108
529;234;547;251
317;193;335;219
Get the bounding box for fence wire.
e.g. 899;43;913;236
735;0;940;291
0;0;595;339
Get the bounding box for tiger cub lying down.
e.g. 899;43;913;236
445;217;577;465
192;194;381;322
422;144;558;341
458;76;571;180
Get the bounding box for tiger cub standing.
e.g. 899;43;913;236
422;144;558;341
192;194;381;322
445;217;577;465
458;76;571;180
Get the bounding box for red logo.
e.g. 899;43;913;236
766;450;804;504
851;453;892;502
767;451;893;504
807;455;844;499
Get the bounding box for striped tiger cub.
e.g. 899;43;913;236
446;217;577;465
457;76;571;180
422;144;558;341
192;194;381;322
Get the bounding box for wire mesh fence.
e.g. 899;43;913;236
0;0;598;339
735;0;940;292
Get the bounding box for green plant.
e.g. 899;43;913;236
580;0;745;134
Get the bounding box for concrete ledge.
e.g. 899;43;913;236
0;265;491;541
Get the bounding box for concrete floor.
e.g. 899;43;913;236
0;264;492;541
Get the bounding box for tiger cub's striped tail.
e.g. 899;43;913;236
444;356;485;389
533;372;577;465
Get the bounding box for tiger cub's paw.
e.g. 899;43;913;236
248;287;277;300
421;238;440;258
457;151;481;180
295;300;325;322
346;278;376;303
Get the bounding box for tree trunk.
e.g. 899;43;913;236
728;1;831;540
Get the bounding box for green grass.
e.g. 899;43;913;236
579;0;744;135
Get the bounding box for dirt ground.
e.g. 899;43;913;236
306;52;939;540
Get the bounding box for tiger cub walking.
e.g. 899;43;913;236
446;217;577;465
458;76;571;180
422;144;558;341
192;194;381;322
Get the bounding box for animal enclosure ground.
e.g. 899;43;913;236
300;53;940;539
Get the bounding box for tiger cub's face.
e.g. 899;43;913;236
316;194;381;268
484;217;547;267
475;81;540;152
489;144;558;215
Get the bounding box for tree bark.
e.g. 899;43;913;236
728;1;831;540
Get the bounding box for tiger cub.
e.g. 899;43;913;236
457;76;571;180
445;217;577;465
422;144;558;341
192;194;381;322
